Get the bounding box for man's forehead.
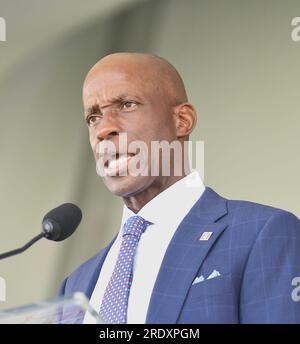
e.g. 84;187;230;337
83;92;143;110
83;67;156;102
84;58;152;83
83;80;148;103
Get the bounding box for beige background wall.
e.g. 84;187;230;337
0;0;299;308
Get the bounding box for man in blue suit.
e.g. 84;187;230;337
59;53;300;323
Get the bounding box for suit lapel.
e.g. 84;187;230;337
145;187;228;324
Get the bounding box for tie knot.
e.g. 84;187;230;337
122;215;152;239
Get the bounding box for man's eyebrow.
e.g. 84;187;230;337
85;94;142;115
85;104;101;116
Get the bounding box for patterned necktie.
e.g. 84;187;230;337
99;215;151;324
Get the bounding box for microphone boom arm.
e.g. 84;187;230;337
0;233;45;260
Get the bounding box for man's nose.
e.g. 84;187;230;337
96;116;120;142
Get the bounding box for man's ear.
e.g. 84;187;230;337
173;103;197;138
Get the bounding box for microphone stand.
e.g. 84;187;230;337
0;233;45;260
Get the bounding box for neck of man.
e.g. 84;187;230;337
123;170;190;214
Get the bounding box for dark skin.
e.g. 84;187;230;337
83;53;197;213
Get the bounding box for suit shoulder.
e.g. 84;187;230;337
68;250;104;281
59;233;117;297
226;197;296;221
61;249;104;295
65;235;116;283
59;232;117;297
58;249;104;297
224;196;300;237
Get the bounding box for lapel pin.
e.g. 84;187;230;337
199;231;213;241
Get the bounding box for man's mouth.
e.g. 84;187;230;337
104;153;136;176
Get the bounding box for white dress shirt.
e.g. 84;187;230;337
84;170;205;323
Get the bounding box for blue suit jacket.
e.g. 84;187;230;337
59;187;300;323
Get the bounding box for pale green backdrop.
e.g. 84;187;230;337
0;0;299;308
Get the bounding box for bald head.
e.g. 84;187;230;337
84;52;188;106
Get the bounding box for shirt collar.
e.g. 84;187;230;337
120;170;205;233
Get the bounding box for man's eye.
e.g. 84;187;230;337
121;101;137;110
87;115;100;126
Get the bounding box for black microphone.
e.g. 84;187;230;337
0;203;82;260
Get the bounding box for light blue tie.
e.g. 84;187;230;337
99;215;151;324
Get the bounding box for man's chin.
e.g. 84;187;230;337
103;174;152;198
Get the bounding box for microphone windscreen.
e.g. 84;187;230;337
42;203;82;241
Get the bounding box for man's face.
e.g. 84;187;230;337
83;65;177;197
